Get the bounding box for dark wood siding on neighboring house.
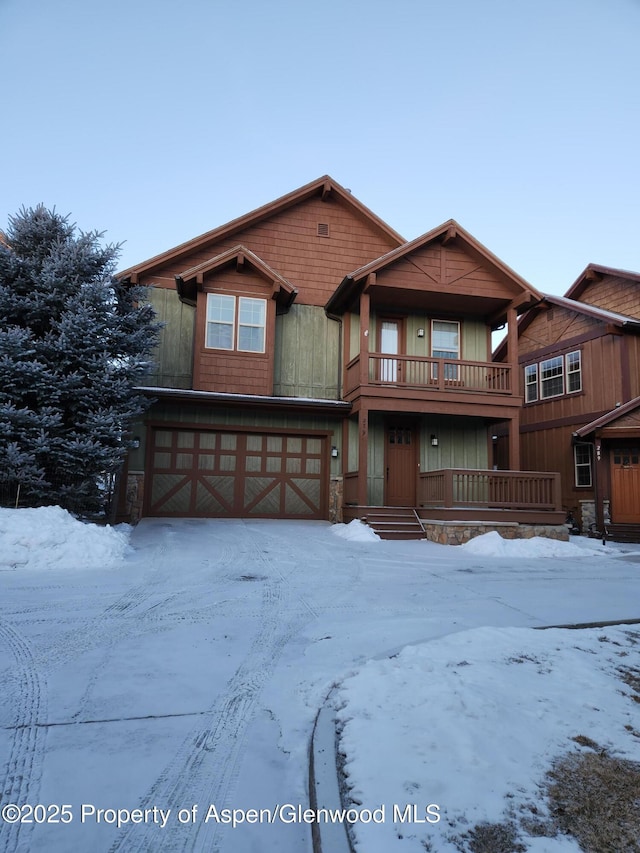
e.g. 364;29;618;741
577;275;640;320
520;423;593;519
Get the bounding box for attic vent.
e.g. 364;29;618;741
317;223;330;237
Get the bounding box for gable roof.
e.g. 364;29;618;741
326;219;542;318
119;176;405;282
574;395;640;439
493;292;640;361
543;293;640;328
565;263;640;302
175;244;297;311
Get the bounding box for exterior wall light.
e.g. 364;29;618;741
331;446;339;458
417;328;425;337
132;436;141;449
431;434;438;447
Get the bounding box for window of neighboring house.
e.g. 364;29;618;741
206;294;266;353
574;444;592;487
566;350;582;393
524;349;582;403
525;364;538;403
540;355;564;398
431;320;460;380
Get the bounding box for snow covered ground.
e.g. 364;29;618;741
0;508;639;853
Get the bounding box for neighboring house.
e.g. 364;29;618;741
117;176;565;540
496;264;640;541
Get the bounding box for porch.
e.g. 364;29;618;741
342;467;566;541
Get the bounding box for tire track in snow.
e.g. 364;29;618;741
107;533;316;853
0;621;47;853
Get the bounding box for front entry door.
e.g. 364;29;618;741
385;422;417;506
611;446;640;523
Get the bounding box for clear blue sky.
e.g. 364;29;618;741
2;0;639;295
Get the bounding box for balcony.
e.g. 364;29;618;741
345;353;512;397
418;468;561;513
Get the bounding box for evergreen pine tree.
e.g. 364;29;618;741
0;206;160;516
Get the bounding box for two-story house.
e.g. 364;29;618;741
496;264;640;541
117;176;565;540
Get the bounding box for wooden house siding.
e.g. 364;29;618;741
374;243;522;302
520;425;591;517
193;269;275;396
144;287;194;389
138;195;398;308
576;275;640;320
517;308;600;358
273;305;340;399
516;297;640;437
419;417;489;472
520;332;629;429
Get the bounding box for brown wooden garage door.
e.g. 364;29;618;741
145;426;327;519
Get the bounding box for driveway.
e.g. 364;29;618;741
0;518;638;853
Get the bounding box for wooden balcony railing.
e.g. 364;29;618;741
418;469;562;512
345;353;512;395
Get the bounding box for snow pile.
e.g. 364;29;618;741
0;506;131;570
461;530;606;558
331;519;381;542
335;625;640;853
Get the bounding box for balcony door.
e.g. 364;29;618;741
379;318;403;383
385;420;417;506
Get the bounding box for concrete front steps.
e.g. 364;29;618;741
360;508;426;540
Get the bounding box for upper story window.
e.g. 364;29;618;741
525;364;538;402
206;294;266;353
524;350;582;403
431;320;460;380
540;355;564;398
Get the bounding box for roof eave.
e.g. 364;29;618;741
118;176;404;280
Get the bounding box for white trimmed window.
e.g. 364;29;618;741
524;349;582;402
566;350;582;393
540;355;564;398
431;320;460;380
206;294;266;353
525;364;538;403
574;444;592;487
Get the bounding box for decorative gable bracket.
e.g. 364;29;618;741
175;244;298;314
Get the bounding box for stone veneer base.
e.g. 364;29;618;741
419;520;569;546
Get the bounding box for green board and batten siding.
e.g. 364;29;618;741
274;305;341;399
362;414;489;506
144;288;194;389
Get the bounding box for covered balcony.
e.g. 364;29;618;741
345;353;513;397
